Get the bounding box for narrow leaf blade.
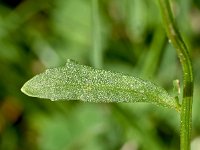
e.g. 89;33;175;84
21;59;179;111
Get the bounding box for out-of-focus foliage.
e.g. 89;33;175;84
0;0;200;150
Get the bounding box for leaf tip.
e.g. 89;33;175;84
21;85;26;94
21;82;30;96
21;80;36;98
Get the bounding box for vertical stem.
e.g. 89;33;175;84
91;0;103;68
158;0;193;150
142;27;166;78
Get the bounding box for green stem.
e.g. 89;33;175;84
158;0;193;150
91;0;103;68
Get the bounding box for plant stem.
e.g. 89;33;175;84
91;0;103;68
158;0;193;150
142;26;166;78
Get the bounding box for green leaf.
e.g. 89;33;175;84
21;59;179;111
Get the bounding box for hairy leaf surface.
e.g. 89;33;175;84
21;59;179;111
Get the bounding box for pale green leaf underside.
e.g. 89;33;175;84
21;59;179;111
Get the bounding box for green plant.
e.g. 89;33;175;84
159;0;193;149
21;0;193;149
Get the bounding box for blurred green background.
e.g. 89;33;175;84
0;0;200;149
